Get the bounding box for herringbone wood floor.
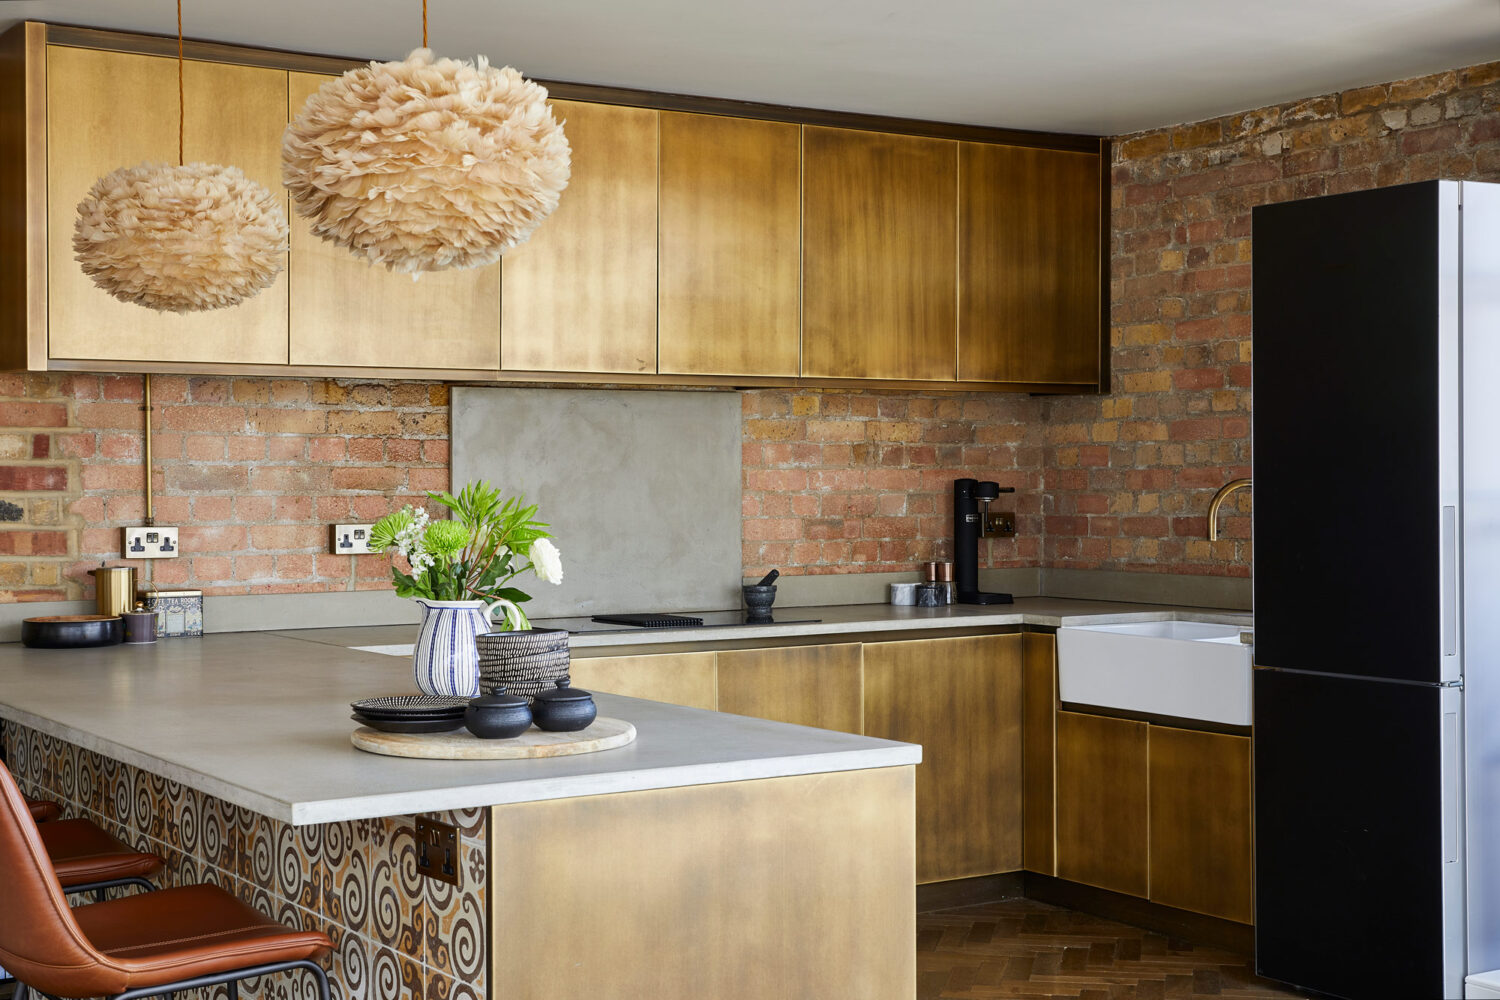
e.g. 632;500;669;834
917;900;1306;999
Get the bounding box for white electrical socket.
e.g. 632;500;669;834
331;523;375;555
122;526;180;559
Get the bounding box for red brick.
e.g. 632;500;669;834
0;466;67;491
0;402;67;427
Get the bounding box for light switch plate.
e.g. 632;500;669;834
122;526;180;558
414;816;459;886
330;523;375;555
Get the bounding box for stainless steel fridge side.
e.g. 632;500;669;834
1439;181;1466;997
1462;179;1500;976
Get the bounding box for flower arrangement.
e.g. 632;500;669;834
370;481;562;629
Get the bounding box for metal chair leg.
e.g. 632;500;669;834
14;982;28;1000
228;983;238;1000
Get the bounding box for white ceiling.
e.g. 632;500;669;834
5;0;1500;135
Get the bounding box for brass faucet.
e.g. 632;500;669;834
1208;478;1252;541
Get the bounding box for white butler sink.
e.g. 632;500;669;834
1056;620;1253;726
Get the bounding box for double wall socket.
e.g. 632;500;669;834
122;526;180;558
414;816;459;885
982;511;1017;538
330;523;375;555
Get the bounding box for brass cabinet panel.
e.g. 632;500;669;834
801;127;957;382
1148;726;1254;923
46;46;289;364
958;143;1100;384
1022;631;1058;876
863;634;1023;883
490;767;916;1000
501;100;658;374
657;112;801;377
1055;710;1149;897
285;72;500;371
568;651;717;711
715;643;863;734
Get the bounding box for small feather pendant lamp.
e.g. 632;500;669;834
72;0;289;313
281;0;571;275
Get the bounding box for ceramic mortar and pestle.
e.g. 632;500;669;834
743;568;779;621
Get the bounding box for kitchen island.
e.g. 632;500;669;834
0;634;920;1000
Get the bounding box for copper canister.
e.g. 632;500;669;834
91;566;136;617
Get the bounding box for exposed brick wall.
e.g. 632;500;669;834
0;372;448;601
1040;59;1500;579
740;389;1044;577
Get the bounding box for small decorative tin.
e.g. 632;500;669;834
140;589;203;638
531;679;598;732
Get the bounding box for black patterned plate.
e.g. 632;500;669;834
351;714;466;735
351;695;470;717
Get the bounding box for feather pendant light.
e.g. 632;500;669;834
72;0;288;313
281;0;570;275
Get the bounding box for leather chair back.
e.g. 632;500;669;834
0;761;126;996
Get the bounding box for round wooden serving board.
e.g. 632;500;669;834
350;717;636;760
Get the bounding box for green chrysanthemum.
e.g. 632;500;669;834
422;519;471;558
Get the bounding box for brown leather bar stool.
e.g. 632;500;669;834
24;797;60;824
0;764;332;1000
39;818;164;900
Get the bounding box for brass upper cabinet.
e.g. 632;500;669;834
45;46;289;365
801;127;958;382
286;74;501;371
501;101;659;374
959;143;1100;384
864;634;1023;883
657;112;801;377
1147;727;1254;923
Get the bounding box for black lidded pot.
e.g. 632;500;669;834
531;679;597;732
464;685;533;739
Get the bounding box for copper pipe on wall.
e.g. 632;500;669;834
1207;478;1252;541
143;373;154;526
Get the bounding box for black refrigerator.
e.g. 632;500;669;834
1252;180;1500;999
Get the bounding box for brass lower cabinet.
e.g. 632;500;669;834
715;643;864;733
489;766;916;1000
568;651;718;710
1147;726;1254;923
1055;710;1149;897
863;634;1023;883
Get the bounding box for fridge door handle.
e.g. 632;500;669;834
1443;505;1458;657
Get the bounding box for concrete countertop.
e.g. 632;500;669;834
0;632;919;826
274;597;1252;654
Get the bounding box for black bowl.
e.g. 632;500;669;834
21;615;123;649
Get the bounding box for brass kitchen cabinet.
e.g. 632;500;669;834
1055;710;1149;897
959;143;1100;384
1022;631;1058;876
285;72;501;371
801;127;958;382
863;634;1023;883
715;643;864;734
657;112;801;377
501;100;659;375
45;46;289;365
568;651;718;711
1148;726;1254;923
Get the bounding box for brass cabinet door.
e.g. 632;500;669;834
801;127;957;382
1147;726;1254;923
1022;632;1058;876
657;111;800;377
715;644;863;734
567;652;717;711
501;101;658;374
285;72;501;371
863;634;1023;883
1055;710;1149;897
46;47;289;364
958;143;1100;384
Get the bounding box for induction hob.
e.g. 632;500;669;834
552;610;822;635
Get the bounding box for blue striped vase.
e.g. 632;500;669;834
411;598;517;697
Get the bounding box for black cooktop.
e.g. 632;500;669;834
568;610;821;634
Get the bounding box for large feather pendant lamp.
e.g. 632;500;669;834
281;0;571;275
73;0;289;313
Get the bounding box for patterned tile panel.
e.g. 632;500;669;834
1;722;487;1000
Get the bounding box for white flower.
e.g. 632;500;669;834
529;537;563;585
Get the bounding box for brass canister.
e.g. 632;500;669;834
91;566;136;617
